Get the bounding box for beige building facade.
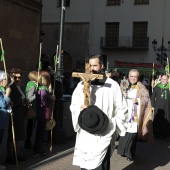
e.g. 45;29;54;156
42;0;170;71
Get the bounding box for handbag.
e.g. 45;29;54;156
46;118;56;130
26;104;35;119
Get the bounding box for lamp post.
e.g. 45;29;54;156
40;30;45;42
152;36;170;67
56;0;65;83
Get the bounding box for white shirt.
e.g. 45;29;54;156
70;78;128;169
126;88;140;133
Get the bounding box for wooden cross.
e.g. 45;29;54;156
72;63;103;107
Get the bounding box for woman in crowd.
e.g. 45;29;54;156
24;71;38;150
33;72;55;157
6;68;27;164
0;71;11;169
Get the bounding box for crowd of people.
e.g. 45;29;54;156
70;54;170;170
0;67;56;169
0;53;170;170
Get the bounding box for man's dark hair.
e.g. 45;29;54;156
10;68;23;76
88;54;103;64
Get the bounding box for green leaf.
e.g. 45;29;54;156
54;55;56;66
38;61;42;71
1;50;4;61
152;69;155;76
165;65;169;74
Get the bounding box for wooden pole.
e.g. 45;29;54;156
10;112;19;169
50;45;59;154
0;39;19;169
152;63;154;93
0;38;7;80
167;57;170;90
37;43;42;79
107;61;109;70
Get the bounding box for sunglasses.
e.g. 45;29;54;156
14;76;22;79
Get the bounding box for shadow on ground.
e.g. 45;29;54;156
4;136;76;170
122;138;170;170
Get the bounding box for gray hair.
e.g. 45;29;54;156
129;69;140;76
0;70;7;81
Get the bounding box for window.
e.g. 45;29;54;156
107;0;121;6
57;0;70;7
106;23;119;47
133;22;148;47
134;0;149;5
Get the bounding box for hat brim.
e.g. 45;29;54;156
78;105;109;134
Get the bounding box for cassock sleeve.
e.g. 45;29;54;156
112;84;128;136
70;82;83;132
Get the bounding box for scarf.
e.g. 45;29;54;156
137;82;154;144
38;85;49;92
0;85;6;93
157;83;169;100
157;82;169;89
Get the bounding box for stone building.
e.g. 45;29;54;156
0;0;42;85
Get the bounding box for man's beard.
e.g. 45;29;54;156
91;70;101;74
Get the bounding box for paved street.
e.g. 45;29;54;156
3;137;170;170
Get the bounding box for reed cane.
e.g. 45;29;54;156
0;38;19;168
0;38;7;80
50;45;59;154
152;63;154;93
37;43;42;81
167;57;170;91
10;112;19;169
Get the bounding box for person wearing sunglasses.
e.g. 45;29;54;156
5;68;27;164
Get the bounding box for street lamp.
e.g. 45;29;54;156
152;36;170;67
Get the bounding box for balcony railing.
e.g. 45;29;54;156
100;36;149;50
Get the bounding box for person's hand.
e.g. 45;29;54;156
80;105;87;111
122;91;128;98
132;98;138;104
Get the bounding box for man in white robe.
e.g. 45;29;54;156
70;54;128;170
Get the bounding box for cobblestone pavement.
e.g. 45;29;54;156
4;137;170;170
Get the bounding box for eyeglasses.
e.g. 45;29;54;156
129;76;138;78
14;76;22;79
